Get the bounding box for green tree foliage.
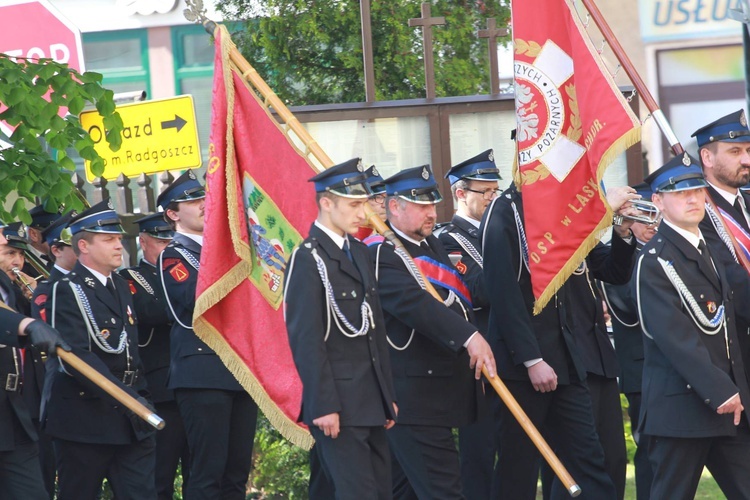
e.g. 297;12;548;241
216;0;510;105
0;55;123;223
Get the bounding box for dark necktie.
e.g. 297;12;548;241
734;196;748;227
697;240;715;275
342;239;353;262
420;241;432;254
106;277;118;299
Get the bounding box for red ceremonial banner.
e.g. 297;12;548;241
512;0;640;313
193;26;318;448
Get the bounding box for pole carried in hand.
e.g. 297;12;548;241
580;0;750;274
57;349;165;430
201;20;581;497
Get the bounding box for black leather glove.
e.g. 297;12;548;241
24;320;72;353
127;396;157;435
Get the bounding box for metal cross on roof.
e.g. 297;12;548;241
409;2;446;99
478;18;509;95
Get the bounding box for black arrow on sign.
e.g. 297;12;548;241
161;115;187;132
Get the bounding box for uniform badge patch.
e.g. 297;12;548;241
84;277;96;288
169;262;190;282
162;258;181;270
101;329;110;339
456;261;468;274
707;301;717;313
128;281;137;295
34;294;47;306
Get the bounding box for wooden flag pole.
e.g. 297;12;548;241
203;20;581;497
580;0;750;274
579;0;683;157
57;349;165;430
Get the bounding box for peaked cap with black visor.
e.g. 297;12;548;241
383;164;443;205
156;169;206;211
309;158;373;199
445;149;502;185
644;153;708;193
67;200;126;235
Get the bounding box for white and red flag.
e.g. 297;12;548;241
512;0;640;313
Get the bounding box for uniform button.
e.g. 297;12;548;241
79;392;85;396
198;348;203;352
699;294;705;299
427;370;433;375
686;384;691;390
705;399;711;404
372;357;376;362
449;340;455;346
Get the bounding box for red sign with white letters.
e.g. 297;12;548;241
0;0;85;137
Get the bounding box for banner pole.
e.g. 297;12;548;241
202;20;580;496
579;0;750;274
579;0;683;156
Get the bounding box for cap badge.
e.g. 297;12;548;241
84;276;96;288
421;167;430;180
188;170;196;180
356;160;364;172
488;150;495;162
107;200;114;210
371;166;379;177
682;153;691;167
742;111;747;127
17;227;25;238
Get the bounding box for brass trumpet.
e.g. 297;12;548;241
11;267;35;295
613;199;661;226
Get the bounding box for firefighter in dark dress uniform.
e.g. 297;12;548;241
285;158;398;499
121;213;189;500
42;200;157;500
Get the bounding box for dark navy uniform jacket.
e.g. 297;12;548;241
285;224;396;426
601;245;646;394
159;232;242;391
42;262;152;444
0;273;38;452
700;185;750;365
634;222;750;437
480;184;587;384
437;215;490;333
369;224;481;428
564;238;635;380
120;260;174;404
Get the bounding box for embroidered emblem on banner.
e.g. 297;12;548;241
514;39;585;184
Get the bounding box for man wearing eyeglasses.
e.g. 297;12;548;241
435;149;501;500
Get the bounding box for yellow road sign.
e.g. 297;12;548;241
80;95;202;181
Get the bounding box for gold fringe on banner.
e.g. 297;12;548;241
532;125;641;315
192;25;314;449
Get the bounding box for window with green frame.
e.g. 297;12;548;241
72;30;151;203
173;25;214;163
82;29;151;96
